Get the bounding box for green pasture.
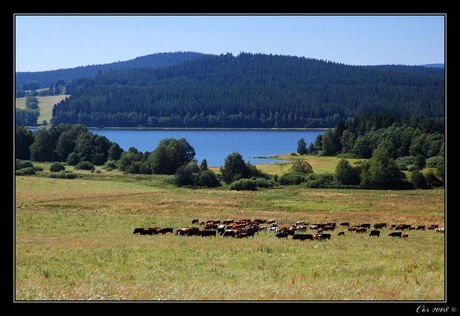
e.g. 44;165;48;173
15;163;445;301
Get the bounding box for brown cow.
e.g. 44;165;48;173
340;222;350;227
338;232;345;236
402;234;409;238
354;227;367;233
395;224;411;230
322;225;335;231
428;224;439;230
416;225;426;230
373;223;387;229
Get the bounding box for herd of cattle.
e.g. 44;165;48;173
133;218;445;241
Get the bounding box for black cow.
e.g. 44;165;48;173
292;234;313;241
275;232;289;239
369;230;380;237
191;219;199;224
222;230;236;237
314;233;331;240
201;230;217;237
359;224;371;228
388;232;402;237
133;228;144;234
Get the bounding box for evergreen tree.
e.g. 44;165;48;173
297;138;308;155
360;139;408;189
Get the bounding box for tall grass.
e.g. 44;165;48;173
15;169;444;301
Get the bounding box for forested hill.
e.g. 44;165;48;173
51;52;445;128
16;51;207;89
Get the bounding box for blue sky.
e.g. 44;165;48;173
15;15;445;72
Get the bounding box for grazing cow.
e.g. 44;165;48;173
133;228;144;234
428;224;439;230
436;228;445;233
416;225;426;230
373;223;387;229
292;234;313;241
201;230;217;237
275;232;289;239
322;225;335;231
390;224;397;229
267;219;276;224
340;222;350;227
236;232;249;238
338;232;345;236
359;224;371;229
224;219;234;224
158;227;174;234
222;230;236;237
369;230;380;237
402;234;409;238
296;225;307;232
395;224;411;231
355;227;367;233
205;224;217;230
388;232;402;237
199;221;205;226
314;233;331;240
191;219;199;224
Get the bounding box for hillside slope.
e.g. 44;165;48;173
50;52;445;128
16;51;207;89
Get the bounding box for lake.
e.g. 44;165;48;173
89;129;325;167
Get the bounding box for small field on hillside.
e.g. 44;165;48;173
15;162;445;301
16;95;69;125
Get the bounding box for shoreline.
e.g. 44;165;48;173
37;126;329;131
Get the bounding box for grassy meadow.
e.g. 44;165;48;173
15;160;445;301
16;95;69;125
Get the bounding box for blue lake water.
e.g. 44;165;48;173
89;129;325;167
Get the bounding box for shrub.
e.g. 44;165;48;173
251;177;279;188
278;172;307;185
193;170;221;188
335;159;361;185
48;171;77;179
103;160;118;171
17;161;34;170
16;167;36;176
163;175;176;185
407;164;419;171
50;162;65;172
409;170;429;189
303;173;335;188
426;156;444;168
396;156;416;170
75;161;95;171
425;171;443;187
289;159;313;174
66;152;81;166
229;178;256;191
336;153;357;159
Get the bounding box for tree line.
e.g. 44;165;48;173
50;52;444;128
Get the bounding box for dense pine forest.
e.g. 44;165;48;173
16;52;207;90
49;52;444;128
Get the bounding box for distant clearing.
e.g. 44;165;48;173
16;95;69;125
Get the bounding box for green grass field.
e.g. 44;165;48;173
15;162;445;301
16;95;69;125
